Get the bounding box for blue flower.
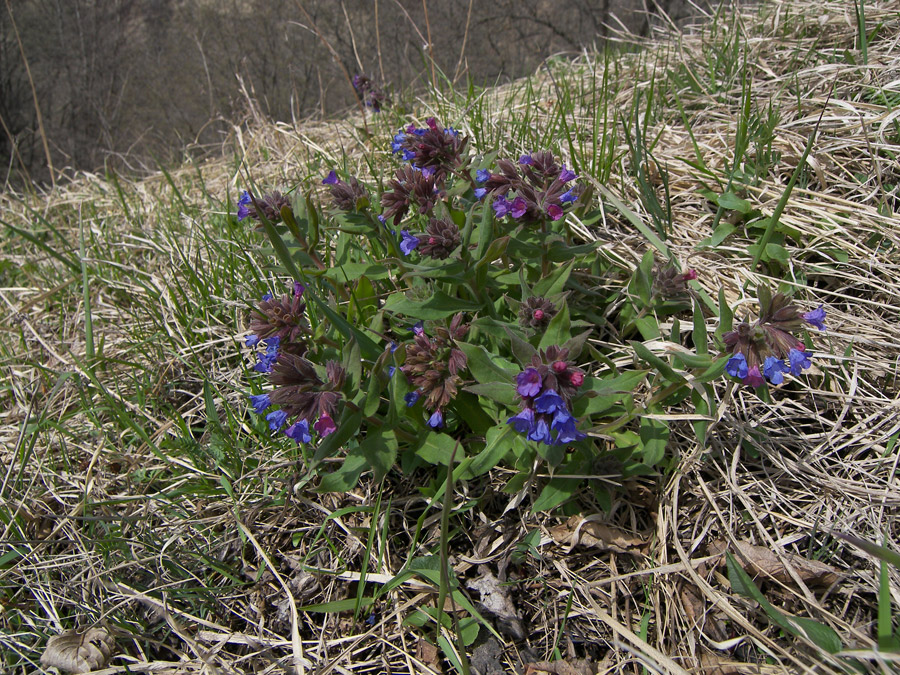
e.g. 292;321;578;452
528;417;552;444
559;190;577;204
245;334;260;348
404;391;421;407
285;419;311;443
254;351;277;373
266;409;288;431
413;321;424;335
763;356;786;385
428;409;444;429
516;368;543;398
725;353;749;380
551;409;586;444
474;188;487;199
787;348;812;375
237;191;252;220
507;408;535;434
476;169;491;183
293;282;305;297
322;170;339;185
519;155;534;165
262;293;273;302
802;305;827;331
265;336;280;355
391;132;406;153
249;393;271;414
534;389;565;414
400;230;419;255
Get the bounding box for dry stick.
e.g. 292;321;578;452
4;0;54;188
422;0;436;91
375;0;385;84
452;0;475;85
0;109;35;187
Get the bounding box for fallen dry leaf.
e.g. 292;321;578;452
40;627;116;673
416;638;443;673
466;567;526;640
709;540;841;587
699;653;783;674
548;515;645;553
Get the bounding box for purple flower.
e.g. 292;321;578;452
428;409;444;429
476;169;491;183
559;166;577;182
237;191;252;220
249;393;271;414
400;229;419;255
322;170;339;185
516;368;543;398
262;293;273;302
266;409;288;431
559;190;577;204
404;390;421;407
412;321;424;336
725;353;749;380
391;132;406;153
314;413;337;437
547;204;564;221
293;282;305;297
474;188;487;199
802;305;827;331
285;419;312;443
788;348;812;375
493;196;512;218
507;408;535;434
763;356;786;385
519;155;534;165
510;197;528;219
745;365;765;387
265;336;281;355
534;389;565;414
245;334;260;348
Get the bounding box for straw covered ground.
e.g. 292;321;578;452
2;0;900;672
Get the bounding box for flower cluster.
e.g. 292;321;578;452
391;117;467;179
322;171;369;211
381;165;444;225
652;261;698;300
519;296;557;331
722;286;827;387
483;151;580;223
237;190;292;225
247;282;309;349
507;346;586;445
245;281;345;443
401;314;469;429
352;74;388;112
414;217;461;259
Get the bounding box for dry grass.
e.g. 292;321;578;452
2;0;900;673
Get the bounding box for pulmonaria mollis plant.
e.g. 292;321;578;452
245;281;346;444
507;346;587;446
237;190;292;225
723;285;827;387
322;170;369;211
401;314;469;429
483;151;580;223
391;117;467;180
352;74;388;112
519;296;557;332
381;165;444;225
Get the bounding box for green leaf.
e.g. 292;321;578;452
533;259;576;297
457;342;517;384
317;449;368;492
726;553;842;654
697;222;736;249
504;327;537;366
463;382;518;407
322;263;391;282
639;416;669;466
384;291;482;320
630;341;686;384
360;430;398;482
716;191;752;214
468;425;518;476
538;302;571;350
532;476;581;512
416;432;461;465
